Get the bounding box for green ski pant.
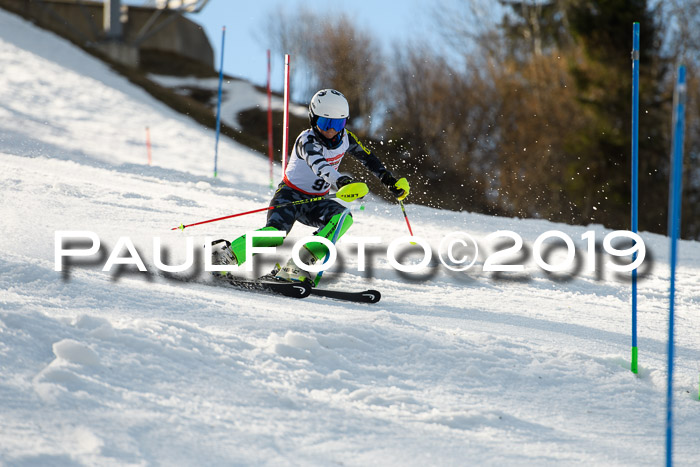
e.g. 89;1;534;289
229;213;353;266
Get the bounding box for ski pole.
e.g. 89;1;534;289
399;200;414;236
172;195;332;231
399;200;418;245
172;182;369;231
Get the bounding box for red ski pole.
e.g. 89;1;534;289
171;195;329;231
399;200;414;236
399;200;418;245
171;182;369;231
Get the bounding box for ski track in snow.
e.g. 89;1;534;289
1;8;699;466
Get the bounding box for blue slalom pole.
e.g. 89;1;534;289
666;64;686;467
213;26;226;178
631;22;640;374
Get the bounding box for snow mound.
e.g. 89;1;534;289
1;7;699;466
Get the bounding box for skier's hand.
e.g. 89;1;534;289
381;173;410;201
335;175;355;189
391;178;410;201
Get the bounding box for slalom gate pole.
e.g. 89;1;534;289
213;26;226;178
282;54;291;172
631;22;640;374
666;64;686;467
145;126;152;166
267;49;274;189
172;194;335;231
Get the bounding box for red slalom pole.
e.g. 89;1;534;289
267;49;274;188
145;126;152;166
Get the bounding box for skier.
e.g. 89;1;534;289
211;88;410;285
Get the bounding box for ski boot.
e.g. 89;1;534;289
274;246;317;286
210;239;237;278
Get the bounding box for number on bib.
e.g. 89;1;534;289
312;179;328;191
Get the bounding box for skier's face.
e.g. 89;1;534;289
319;127;338;139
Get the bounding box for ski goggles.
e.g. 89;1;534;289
316;116;347;132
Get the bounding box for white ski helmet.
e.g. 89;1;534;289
308;89;349;132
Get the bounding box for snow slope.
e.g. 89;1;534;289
147;74;308;131
1;9;699;466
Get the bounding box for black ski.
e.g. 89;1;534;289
310;288;381;304
223;276;311;298
213;274;380;303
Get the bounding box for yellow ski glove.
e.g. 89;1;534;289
381;172;410;201
392;177;410;201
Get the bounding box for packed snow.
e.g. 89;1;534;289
147;74;308;131
1;8;699;466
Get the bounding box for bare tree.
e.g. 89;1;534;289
262;6;316;100
663;0;700;239
383;43;500;211
310;14;384;134
263;7;385;134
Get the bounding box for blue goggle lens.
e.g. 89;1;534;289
316;116;347;132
